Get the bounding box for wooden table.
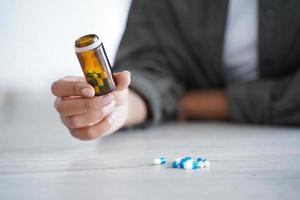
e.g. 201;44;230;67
0;94;300;200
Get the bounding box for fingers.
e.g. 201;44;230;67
55;94;115;117
52;71;130;141
52;71;131;97
70;112;117;140
61;101;115;129
114;71;131;91
51;76;95;97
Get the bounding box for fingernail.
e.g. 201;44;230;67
100;95;114;106
124;70;131;78
82;88;94;97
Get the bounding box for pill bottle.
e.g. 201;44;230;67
75;34;116;96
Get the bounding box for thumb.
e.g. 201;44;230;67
114;71;131;91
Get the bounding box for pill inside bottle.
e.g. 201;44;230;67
75;34;116;96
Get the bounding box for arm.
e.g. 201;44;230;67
178;67;300;126
113;0;185;126
178;69;300;126
226;68;300;125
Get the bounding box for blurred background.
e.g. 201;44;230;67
0;0;131;126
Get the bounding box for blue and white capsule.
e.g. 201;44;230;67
179;156;192;168
183;159;199;170
197;161;205;168
172;157;192;168
172;158;182;168
196;157;210;168
152;157;167;165
202;159;210;168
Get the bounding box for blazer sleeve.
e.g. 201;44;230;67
226;68;300;126
113;0;185;127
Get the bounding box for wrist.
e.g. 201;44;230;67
124;89;148;127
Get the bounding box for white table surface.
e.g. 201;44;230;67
0;93;300;200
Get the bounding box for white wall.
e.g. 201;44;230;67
0;0;131;93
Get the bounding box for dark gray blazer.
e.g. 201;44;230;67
114;0;300;126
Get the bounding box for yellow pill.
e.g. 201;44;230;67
75;34;116;96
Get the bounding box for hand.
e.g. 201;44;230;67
51;71;131;140
178;90;229;121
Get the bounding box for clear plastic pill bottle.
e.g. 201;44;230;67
75;34;116;96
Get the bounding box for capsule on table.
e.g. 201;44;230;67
202;159;210;168
196;157;210;168
179;156;192;168
183;160;199;170
75;34;116;96
172;158;182;168
153;157;167;165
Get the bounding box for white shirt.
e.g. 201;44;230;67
223;0;258;83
